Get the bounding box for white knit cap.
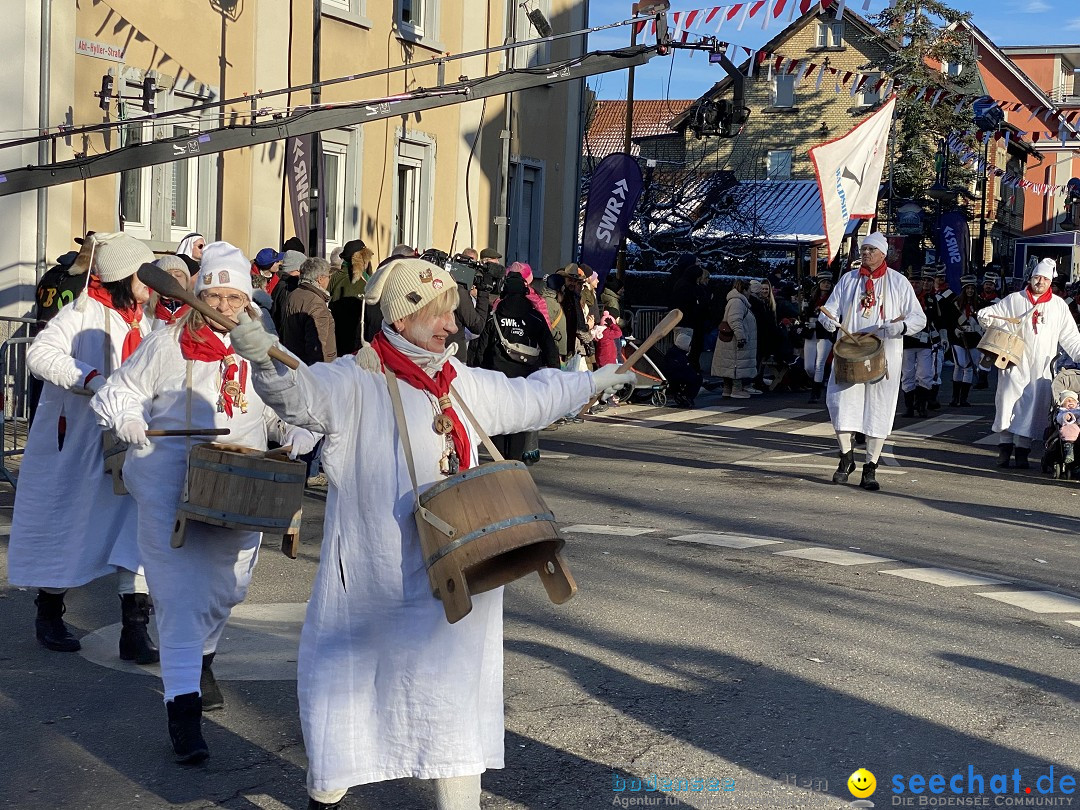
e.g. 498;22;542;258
90;232;155;283
1060;389;1078;403
1032;258;1057;281
364;258;455;323
194;241;253;299
861;232;889;254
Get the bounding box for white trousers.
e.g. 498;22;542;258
901;348;935;392
803;338;831;383
951;346;979;383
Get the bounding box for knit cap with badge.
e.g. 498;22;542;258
195;242;254;300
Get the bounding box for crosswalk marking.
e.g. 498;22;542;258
706;408;822;431
598;404;744;427
671;533;783;549
562;524;655;536
773;548;895;565
975;590;1080;614
892;414;983;441
881;568;1008;587
974;432;1000;446
790;420;835;437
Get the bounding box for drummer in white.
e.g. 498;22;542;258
976;258;1080;469
818;232;926;491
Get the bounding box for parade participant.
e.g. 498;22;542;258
977;258;1080;469
229;257;635;810
146;255;192;329
7;232;157;662
175;233;205;275
900;271;936;419
948;274;983;407
818;232;925;491
974;271;1002;389
90;242;317;764
926;268;954;410
801;272;834;404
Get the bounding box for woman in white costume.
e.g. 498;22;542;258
818;232;926;491
91;242;317;764
977;258;1080;469
145;254;192;330
7;232;157;663
229;257;634;810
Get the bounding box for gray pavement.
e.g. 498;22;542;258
1;382;1078;810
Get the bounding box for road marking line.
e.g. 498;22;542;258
593;405;744;427
734;460;906;474
706;408;823;431
974;433;1000;446
541;452;570;460
243;797;294;810
892;414;983;441
671;533;784;549
773;547;895;565
790;421;836;437
562;524;655;536
1066;620;1080;628
975;590;1080;614
881;568;1008;587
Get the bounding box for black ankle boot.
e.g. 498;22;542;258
1014;447;1030;469
974;371;989;390
957;381;971;407
996;443;1013;468
832;450;856;484
928;384;941;410
166;692;209;764
902;390;915;418
808;382;822;404
201;652;224;711
308;799;344;810
860;462;880;491
914;388;929;418
119;594;159;665
34;590;81;652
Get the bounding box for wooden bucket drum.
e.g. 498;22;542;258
102;433;129;496
171;442;306;558
415;460;576;624
977;324;1024;369
832;333;887;385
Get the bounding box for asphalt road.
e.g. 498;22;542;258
0;381;1077;810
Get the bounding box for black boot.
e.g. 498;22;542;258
166;692;209;764
201;652;224;711
119;593;159;665
308;799;344;810
832;450;856;484
974;370;989;390
808;382;822;404
34;590;81;652
996;443;1013;468
860;462;880;491
949;384;960;407
1014;447;1030;470
957;381;972;407
914;388;929;418
902;390;915;418
928;384;941;411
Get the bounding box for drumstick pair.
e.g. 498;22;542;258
818;306;905;339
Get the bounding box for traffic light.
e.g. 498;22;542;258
98;73;113;112
142;75;157;114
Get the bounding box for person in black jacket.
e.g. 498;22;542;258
476;273;559;464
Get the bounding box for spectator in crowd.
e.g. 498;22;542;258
282;257;337;365
712;279;758;399
328;240;374;354
175;233;205;275
663;329;703;408
252;248;284;295
271;250;306;332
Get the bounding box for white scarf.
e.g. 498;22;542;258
381;323;458;378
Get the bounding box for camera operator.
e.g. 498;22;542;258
419;249;490;365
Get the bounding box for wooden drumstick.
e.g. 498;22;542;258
817;306;858;341
136;263;300;370
145;428;231;437
579;308;684;417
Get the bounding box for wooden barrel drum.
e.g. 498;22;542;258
832;333;887;385
977;323;1024;370
171;443;306;558
415;460;576;624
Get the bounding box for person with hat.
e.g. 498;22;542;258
146;255;193;330
1053;389;1080;469
817;232;926;491
900;270;938;419
175;233;206;276
974;271;1002;389
328;240;375;355
946;274;983;407
977;258;1080;469
925;267;956;410
90;241;317;763
270;249;307;333
253;247;284;294
227;256;635;810
7;232;157;662
800;271;834;404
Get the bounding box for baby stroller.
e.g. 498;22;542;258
1041;355;1080;479
615;337;670;407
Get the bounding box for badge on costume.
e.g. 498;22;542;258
419;268;433;283
202;272;213;286
432;279;444;290
218;270;230;284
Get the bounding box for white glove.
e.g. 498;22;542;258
879;322;905;339
819;316;838;333
86;375;105;395
284;426;317;459
590;364;636;395
115;418;149;448
231;309;277;367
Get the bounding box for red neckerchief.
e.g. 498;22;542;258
179;324;248;417
154;300;189;325
266;274;279;295
86;275;143;361
858;264;887;318
371;331;471;470
1027;287;1053;335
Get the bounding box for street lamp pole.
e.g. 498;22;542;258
614;23;638;279
977;136;991;271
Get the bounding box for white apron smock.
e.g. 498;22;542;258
977;291;1080;440
818;267;925;439
8;298;149;588
252;355;593;793
90;325;295;700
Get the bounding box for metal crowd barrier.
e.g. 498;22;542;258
0;317;37;490
631;307;675;355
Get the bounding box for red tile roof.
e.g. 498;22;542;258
584;99;694;160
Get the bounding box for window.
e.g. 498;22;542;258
513;0;551;68
322;146;346;251
322;0;370;27
772;73;796;108
767;150;792;180
318;129;362;256
119;111;153;239
396;0;440;47
508;160;544;268
943;61;963;77
816;21;843;48
393;135;434;251
859;73;882;107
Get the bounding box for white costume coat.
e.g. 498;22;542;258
91;326;293;699
818;268;926;439
8;298;149;588
252;355;593;792
977;291;1080;440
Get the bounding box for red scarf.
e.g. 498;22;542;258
371;331;471;470
858;264;887;317
86;276;143;362
179;324;248;417
1027;287;1053;335
154;299;190;325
